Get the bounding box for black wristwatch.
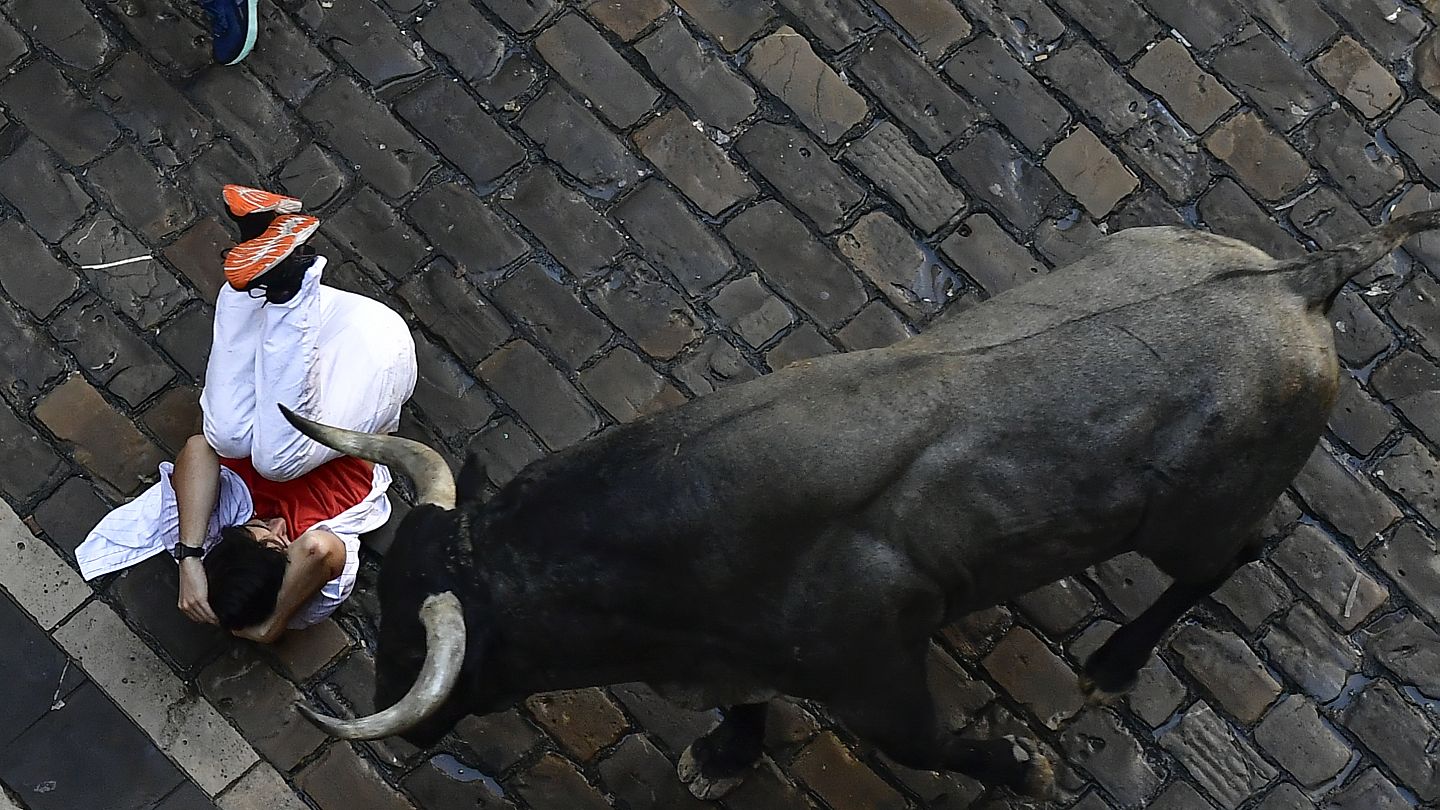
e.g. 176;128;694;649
173;543;205;561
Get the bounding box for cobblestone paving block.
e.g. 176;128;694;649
478;340;602;450
1367;612;1440;697
1287;189;1368;253
614;179;736;294
1257;783;1314;809
724;200;866;328
1159;702;1278;810
945;36;1069;154
1261;603;1361;701
1392;185;1440;273
67;220;191;330
398;260;512;367
674;335;760;395
634;108;757;216
297;0;427;87
1421;27;1440;103
674;0;775;52
325;186;430;279
1376;436;1440;527
947;128;1065;232
480;0;559;32
31;476;108;563
581;348;687;422
408;183;527;279
1321;0;1427;62
200;646;327;770
410;335;498;449
1130;39;1238;134
872;0;971;60
844;121;964;234
491;262;612;368
277;144;349;212
97;54;215;165
300;76;438;199
596;733;709;810
836;211;959;319
398;77;526;189
501;166;626;279
1148;780;1218;809
1271;524;1387;631
316;649;420;767
1254;694;1350;787
1292;445;1400;547
416;0;507;87
940;213;1047;297
1390;272;1440;357
1329;289;1392;368
0;14;27;68
1037;44;1148;139
525;688;629;761
536;13;660;128
1203;111;1310;202
508;751;610;810
1313;36;1402;119
1108;188;1185;230
89;146;198;243
35;374;164;496
1325;768;1410;810
0;139;95;242
0;220;77;319
108;553;229;676
1143;0;1246;51
1301;109;1404;208
1236;0;1338;58
588;258;703;360
1045;125;1139;218
853;33;983;153
401;755;514;809
1197;178;1302;259
836;301;912;350
1170;622;1281;724
737;121;866;233
745;26;868;145
1213;29;1331;132
1373;522;1440;624
157;306;214;382
295;743;416;810
585;0;669;40
0;61;121;165
1059;708;1165;808
184;142;264;223
1213;560;1292;631
245;3;335;104
607;682;717;758
189;68;307;175
218;763;311;810
1053;0;1161;60
711;274;797;348
1341;679;1440;800
1089;552;1172;620
165;219;233;306
1118;109;1213;204
452;709;539;775
767;324;837;369
778;0;878;52
49;295;175;409
791;731;907;810
1386;100;1440;187
635;17;758;132
520;82;647;193
142;385;202;455
0;501;87;629
264;620;348;683
1015;577;1095;638
1328;376;1395;456
982;626;1083;729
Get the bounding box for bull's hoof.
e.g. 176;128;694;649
1078;672;1130;707
678;743;748;801
1004;735;1057;802
1079;647;1140;705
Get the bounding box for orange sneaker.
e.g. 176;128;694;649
223;213;320;291
223;184;301;217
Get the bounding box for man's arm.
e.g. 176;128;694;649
174;434;222;625
232;529;346;644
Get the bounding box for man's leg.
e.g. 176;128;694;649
200;282;264;460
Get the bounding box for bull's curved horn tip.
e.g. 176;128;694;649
294;702;356;737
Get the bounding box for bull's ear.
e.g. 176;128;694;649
456;450;488;498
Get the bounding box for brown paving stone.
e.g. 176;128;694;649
416;0;507;86
844;122;965;234
1170;622;1281;724
836;211;958;319
1203;112;1310;202
745;26;868;145
1314;36;1403;119
790;731;906;810
269;619;351;681
34;374;165;496
634;109;757;216
525;688;630;761
296;743;415;810
508;752;611;810
1131;39;1238;133
1376;436;1440;527
141;386;202;456
200;647;327;770
945;36;1069;154
874;0;971;60
587;258;703;360
585;0;669;39
982;626;1083;729
1045;125;1139;218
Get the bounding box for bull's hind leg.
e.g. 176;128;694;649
678;703;767;800
1081;538;1263;702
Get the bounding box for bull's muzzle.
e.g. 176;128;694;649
296;592;467;739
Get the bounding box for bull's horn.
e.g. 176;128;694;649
279;404;456;509
296;592;466;739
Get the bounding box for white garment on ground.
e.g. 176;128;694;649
75;256;418;628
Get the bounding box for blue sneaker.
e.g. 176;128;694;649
198;0;258;65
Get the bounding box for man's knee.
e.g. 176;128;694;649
202;419;250;460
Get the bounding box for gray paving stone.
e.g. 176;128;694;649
1390;272;1440;357
724;200;866;328
1313;36;1402;119
952;130;1066;233
398;259;512;367
634;17;758;131
1367;613;1440;698
1142;0;1246;51
500;166;626;279
1120;105;1216;203
612;180;736;294
1197;178;1302;259
510;752;611;810
1088;552;1173;620
1261;603;1361;701
409;335;498;450
298;0;427;87
0;61;121;165
1324;768;1409;810
96;54;215;165
673;336;761;395
417;0;507;86
1373;523;1440;624
776;0;877;52
1292;444;1400;548
277;144;349;212
477;340;601;450
245;2;335;104
873;0;972;60
1392;185;1440;274
944;36;1069;154
597;733;708;810
1170;622;1281;724
767;323;836;369
835;301;911;350
1342;679;1440;800
200;647;327;771
580;348;686;422
1329;289;1392;367
844;122;964;234
0;220;78;319
736;121;866;233
408;182;528;280
1212;29;1331;132
836;211;959;319
1256;783;1314;810
397;76;525;188
1421;28;1440;106
711;274;796;348
0;14;27;68
1272;524;1387;631
585;0;669;39
853;33;984;153
939;213;1047;297
1037;43;1148;138
535;13;660;128
1051;0;1160;60
745;26;868;144
491;262;611;369
141;385;201;456
300;76;438;199
189;68;306;174
1254;695;1351;787
1328;376;1395;457
402;755;512;810
1158;702;1278;810
1213;560;1292;631
1371;352;1440;455
518;82;644;193
588;258;703;360
157;306;214;382
0;139;94;242
1149;781;1218;810
1059;709;1163;807
31;476;109;562
1235;0;1337;58
633;108;757;216
1386;101;1440;187
1376;436;1440;527
324;186;430;280
49;295;174;409
163;219;231;307
66;217;191;331
480;0;558;32
87;146;197;243
674;0;775;51
1317;0;1426;61
1300;109;1404;207
1108;188;1185;229
295;744;415;810
1131;39;1238;133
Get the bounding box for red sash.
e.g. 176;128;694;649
219;455;374;535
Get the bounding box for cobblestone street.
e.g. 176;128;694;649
0;0;1439;807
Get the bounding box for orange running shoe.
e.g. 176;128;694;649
223;213;320;291
223;184;301;217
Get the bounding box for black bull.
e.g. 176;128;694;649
286;212;1440;800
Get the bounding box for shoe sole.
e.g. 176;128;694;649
222;0;259;65
223;184;302;217
224;215;319;290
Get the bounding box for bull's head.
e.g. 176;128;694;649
279;406;473;742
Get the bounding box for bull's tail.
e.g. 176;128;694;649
1282;208;1440;307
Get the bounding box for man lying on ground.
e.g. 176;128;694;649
76;185;418;642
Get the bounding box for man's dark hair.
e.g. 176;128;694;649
204;524;286;630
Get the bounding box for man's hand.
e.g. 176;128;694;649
178;557;218;625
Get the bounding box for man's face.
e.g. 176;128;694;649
243;517;290;551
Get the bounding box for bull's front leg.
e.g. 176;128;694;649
677;703;767;800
